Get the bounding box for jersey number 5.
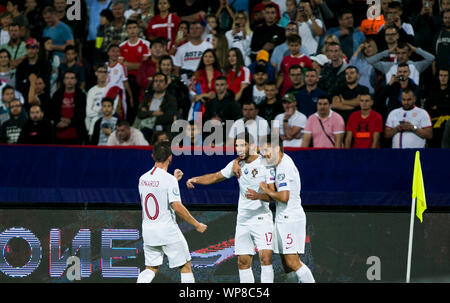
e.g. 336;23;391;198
144;193;159;220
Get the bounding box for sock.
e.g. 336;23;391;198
181;272;195;283
137;269;155;283
260;265;274;283
285;271;298;283
238;268;255;283
296;264;315;283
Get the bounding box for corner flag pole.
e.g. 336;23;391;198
406;151;427;283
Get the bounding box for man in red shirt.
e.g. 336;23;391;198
344;93;383;148
119;19;150;122
146;0;181;50
277;34;313;96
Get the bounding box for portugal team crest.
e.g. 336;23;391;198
251;169;258;178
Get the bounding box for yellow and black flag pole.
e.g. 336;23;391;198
406;151;427;283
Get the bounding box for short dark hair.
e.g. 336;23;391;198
95;63;108;70
397;62;410;69
2;85;14;95
345;65;359;73
402;88;416;97
304;67;317;74
116;120;130;128
286;34;302;45
317;94;330;103
264;80;277;87
101;97;114;105
264;3;277;11
235;131;255;146
215;75;228;82
288;64;302;73
151;37;167;47
64;45;76;53
152;140;172;163
153;72;168;83
42;6;56;15
397;42;410;51
337;8;353;19
107;43;120;52
241;100;257;108
0;49;11;60
126;19;139;27
262;134;284;151
100;9;114;22
388;1;402;9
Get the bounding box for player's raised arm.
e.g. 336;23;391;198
186;171;227;189
171;202;207;233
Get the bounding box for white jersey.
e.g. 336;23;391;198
220;156;273;223
385;106;432;148
274;110;307;147
139;166;183;246
270;154;305;223
106;61;128;90
173;41;213;72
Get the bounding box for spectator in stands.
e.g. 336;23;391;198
146;0;181;50
175;0;208;23
386;1;414;37
16;38;52;101
0;98;27;143
51;71;87;145
382;25;400;60
139;0;155;30
0;23;26;69
240;64;268;106
250;3;285;59
86;0;113;65
57;45;86;91
385;88;433;148
251;0;281;29
125;0;141;19
349;38;378;95
310;0;335;30
227;100;270;147
189;49;222;121
135;72;177;141
382;63;421;115
119;19;151;122
93;9;114;66
296;68;326;118
284;65;305;96
432;9;450;71
258;81;284;122
277;35;313;96
367;42;435;86
103;1;129;50
212;33;229;71
53;0;86;46
0;49;15;87
332;66;370;124
6;1;29;39
248;50;276;82
42;6;74;60
0;12;12;45
225;10;252;66
17;104;54;144
39;37;60;97
344;93;383;149
148;55;190;119
151;131;170;145
318;42;348;97
360;1;386;37
270;22;303;73
214;0;235;33
0;85;16;125
309;54;328;80
169;20;189;56
278;0;297;28
295;1;324;56
137;37;167;102
273;92;307;147
86;64;113;135
225;47;251;101
424;68;450;147
27;75;51;116
90;97;118;145
324;8;365;59
173;21;213;84
301;95;345;148
107;119;149;145
411;0;441;53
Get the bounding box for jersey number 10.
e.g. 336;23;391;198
144;193;159;220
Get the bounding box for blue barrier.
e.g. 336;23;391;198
0;145;449;207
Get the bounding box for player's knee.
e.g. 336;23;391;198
259;253;272;266
238;257;252;269
284;257;301;271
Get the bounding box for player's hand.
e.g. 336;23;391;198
186;177;197;189
195;223;207;233
174;169;183;181
259;182;269;193
232;159;242;178
245;188;259;200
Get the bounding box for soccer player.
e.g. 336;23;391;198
137;141;207;283
233;136;316;283
186;132;275;283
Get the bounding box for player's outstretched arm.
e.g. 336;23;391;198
172;201;207;233
186;171;226;189
260;182;290;203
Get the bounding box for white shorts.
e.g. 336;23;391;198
144;237;191;268
273;220;306;255
234;220;274;255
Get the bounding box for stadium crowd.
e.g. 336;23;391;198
0;0;449;148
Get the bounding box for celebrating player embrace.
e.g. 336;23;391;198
234;136;315;283
137;141;207;283
186;132;275;283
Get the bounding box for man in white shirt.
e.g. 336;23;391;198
173;21;213;84
384;88;433;148
137;141;207;283
107;120;149;145
186;132;275;283
273;93;307;147
227;100;270;147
